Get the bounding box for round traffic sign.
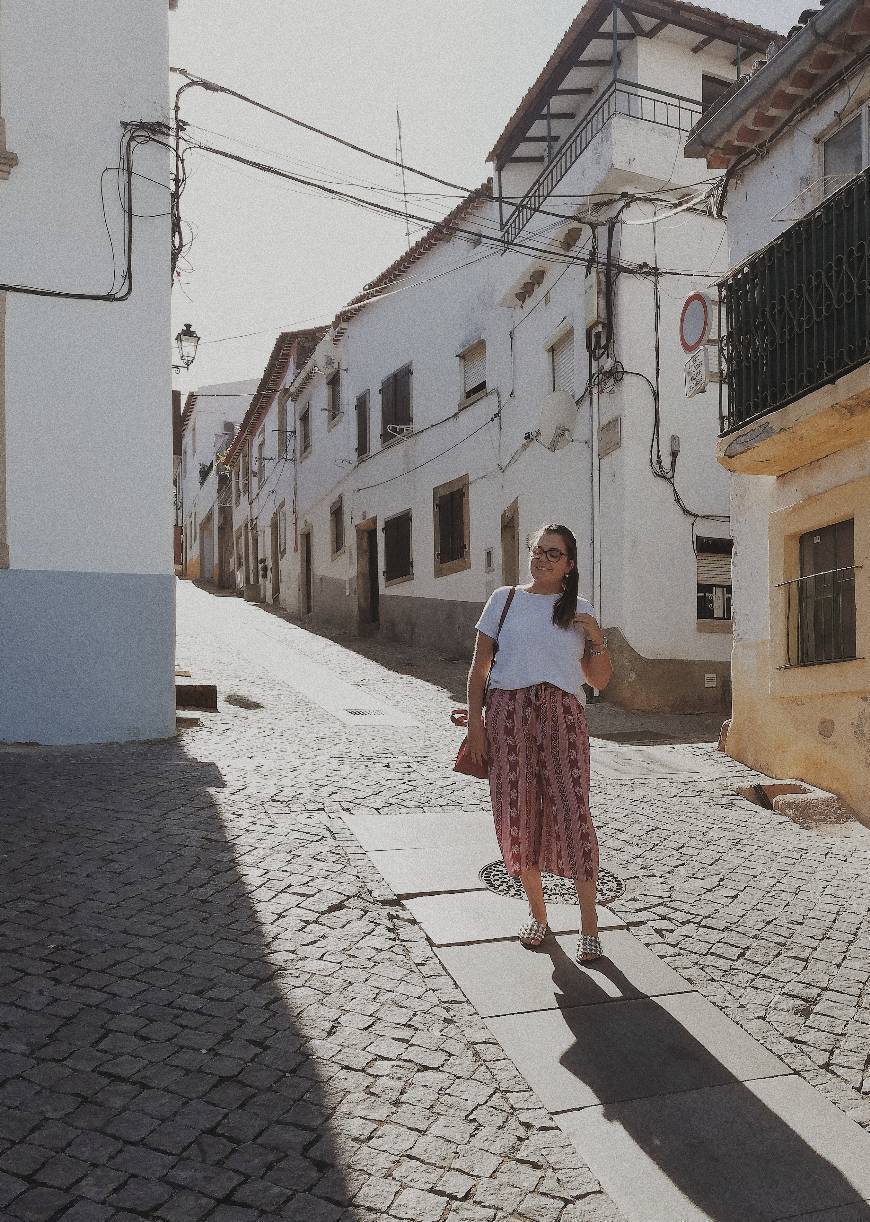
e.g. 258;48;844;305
680;293;711;354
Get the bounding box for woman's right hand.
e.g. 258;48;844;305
467;718;488;767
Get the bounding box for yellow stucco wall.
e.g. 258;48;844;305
727;472;870;825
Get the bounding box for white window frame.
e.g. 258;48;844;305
820;104;870;198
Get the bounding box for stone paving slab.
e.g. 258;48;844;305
558;1075;870;1222
338;810;498;852
406;891;625;947
367;847;496;898
436;931;689;1017
486;991;790;1111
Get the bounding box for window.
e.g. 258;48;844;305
299;405;311;456
191;421;196;458
233;464;240;506
257;433;266;489
380;365;412;443
242;441;250;497
697;536;733;621
434;474;470;578
823;112;866;196
182;444;187;478
277;399;288;460
278;500;287;556
384;510;413;583
551;330;575;397
330;496;345;557
356;390;370;459
327;370;341;425
461;340;486;403
793;519;857;666
235;527;243;570
701;74;730;114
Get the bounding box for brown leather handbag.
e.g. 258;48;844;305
453;587;516;779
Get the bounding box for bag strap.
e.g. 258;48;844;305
491;586;516;658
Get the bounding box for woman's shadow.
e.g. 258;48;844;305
530;937;870;1222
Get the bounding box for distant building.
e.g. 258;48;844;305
231;0;776;715
686;0;870;817
178;380;259;585
0;0;177;744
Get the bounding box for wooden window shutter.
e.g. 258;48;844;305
356;391;369;458
552;330;575;396
384;512;412;580
381;375;396;442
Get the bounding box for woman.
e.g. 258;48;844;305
466;524;612;962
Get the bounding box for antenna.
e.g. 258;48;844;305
396;106;412;251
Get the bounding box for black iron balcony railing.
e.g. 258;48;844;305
779;565;860;667
501;80;701;249
720;166;870;434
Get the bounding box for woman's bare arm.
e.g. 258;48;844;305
467;631;495;722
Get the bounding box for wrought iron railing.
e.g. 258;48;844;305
779;565;860;667
501;80;702;248
720;166;870;434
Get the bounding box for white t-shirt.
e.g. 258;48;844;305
475;586;596;704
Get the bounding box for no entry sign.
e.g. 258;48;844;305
680;292;713;354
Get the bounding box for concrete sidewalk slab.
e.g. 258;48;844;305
338;808;496;851
436;929;686;1015
367;846;493;896
406;890;625;946
486;991;789;1111
558;1075;870;1222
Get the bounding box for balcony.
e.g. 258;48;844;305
500;80;701;248
719;167;870;473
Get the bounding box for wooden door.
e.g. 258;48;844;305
355;518;379;627
501;499;520;586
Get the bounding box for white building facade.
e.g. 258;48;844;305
686;0;870;818
238;2;776;715
0;0;176;744
178;379;258;584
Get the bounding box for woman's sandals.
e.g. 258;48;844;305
577;933;603;962
518;916;549;948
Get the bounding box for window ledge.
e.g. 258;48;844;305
458;388;489;411
384;572;414;588
696;619;732;633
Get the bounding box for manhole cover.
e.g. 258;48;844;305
479;861;625;906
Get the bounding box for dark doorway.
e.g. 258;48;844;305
302;528;313;616
270;512;281;603
356;518;379;628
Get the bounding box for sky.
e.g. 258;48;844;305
169;1;808;394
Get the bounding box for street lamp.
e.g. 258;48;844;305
174;322;200;371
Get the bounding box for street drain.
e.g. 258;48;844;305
479;861;625;906
345;708;372;716
225;693;264;710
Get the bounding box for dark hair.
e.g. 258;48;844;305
534;523;579;629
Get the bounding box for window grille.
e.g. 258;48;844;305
327;370;341;423
384;511;412;581
330;497;344;556
781;519;858;666
356;390;370;458
381;365;412;442
696;536;732;621
462;341;486;400
551;330;575;397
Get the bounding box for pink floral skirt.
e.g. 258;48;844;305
485;683;598;882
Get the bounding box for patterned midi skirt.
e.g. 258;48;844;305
485;683;599;882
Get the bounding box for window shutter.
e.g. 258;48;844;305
395;366;412;427
381;376;395;442
356;392;369;457
552;330;575;396
384;512;411;580
697;554;732;585
463;342;486;397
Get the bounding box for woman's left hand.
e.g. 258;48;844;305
573;612;605;647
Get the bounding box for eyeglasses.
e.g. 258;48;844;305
529;544;568;562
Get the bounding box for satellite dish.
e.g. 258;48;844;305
537;390;575;451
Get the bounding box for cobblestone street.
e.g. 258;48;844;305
1;581;869;1221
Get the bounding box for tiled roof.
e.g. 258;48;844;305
488;0;778;165
330;181;493;340
686;0;870;168
224;326;327;466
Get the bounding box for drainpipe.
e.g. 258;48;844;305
497;164;505;233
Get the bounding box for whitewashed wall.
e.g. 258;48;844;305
0;0;175;743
